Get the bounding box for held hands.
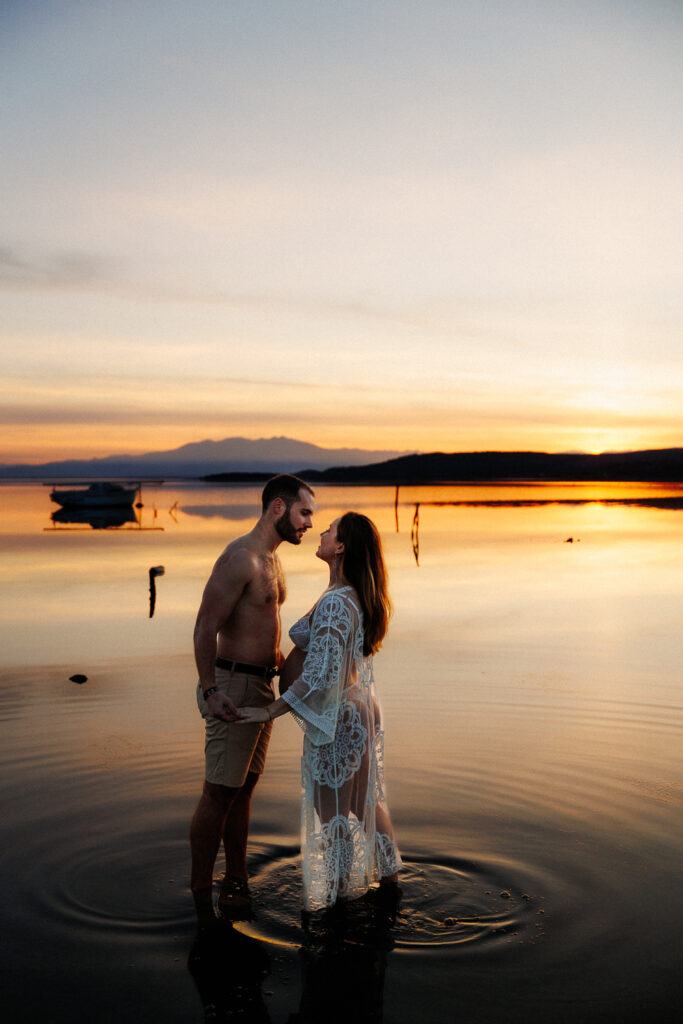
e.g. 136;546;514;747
236;705;271;724
206;690;242;722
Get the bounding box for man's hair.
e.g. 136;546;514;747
261;474;314;514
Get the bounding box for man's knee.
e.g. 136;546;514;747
240;771;261;797
203;779;239;808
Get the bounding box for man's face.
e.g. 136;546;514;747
275;489;314;545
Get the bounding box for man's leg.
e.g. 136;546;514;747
190;780;240;924
221;770;260;880
215;771;261;919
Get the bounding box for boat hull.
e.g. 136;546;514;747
50;483;137;508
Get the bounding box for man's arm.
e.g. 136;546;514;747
194;548;254;722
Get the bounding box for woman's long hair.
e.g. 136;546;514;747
336;512;391;656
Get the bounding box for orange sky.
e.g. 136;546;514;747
2;2;682;465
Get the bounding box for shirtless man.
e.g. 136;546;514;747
190;474;315;924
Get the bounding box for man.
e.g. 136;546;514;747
190;474;315;924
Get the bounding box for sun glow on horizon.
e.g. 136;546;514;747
1;2;682;466
2;420;680;467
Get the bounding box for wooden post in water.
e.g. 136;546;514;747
149;565;165;617
410;504;420;566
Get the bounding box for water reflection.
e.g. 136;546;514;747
46;506;166;531
1;481;682;1020
410;504;420;566
188;922;272;1023
395;492;683;566
187;886;399;1024
181;504;264;521
291;888;399;1024
422;496;683;509
49;505;140;529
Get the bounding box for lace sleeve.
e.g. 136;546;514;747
281;589;357;746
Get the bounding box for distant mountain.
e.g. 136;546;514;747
300;448;683;483
5;440;683;483
0;436;415;479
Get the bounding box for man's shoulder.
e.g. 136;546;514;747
213;538;260;582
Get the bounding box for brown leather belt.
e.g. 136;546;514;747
215;656;278;679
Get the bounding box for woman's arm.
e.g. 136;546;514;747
237;591;357;738
279;591;356;742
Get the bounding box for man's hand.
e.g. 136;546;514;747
206;690;241;722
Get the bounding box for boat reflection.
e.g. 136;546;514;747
49;506;140;530
43;479;167;531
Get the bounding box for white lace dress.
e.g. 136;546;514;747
282;585;402;911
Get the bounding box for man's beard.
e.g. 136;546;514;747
275;507;301;545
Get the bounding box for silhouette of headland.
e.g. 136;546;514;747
205;448;683;485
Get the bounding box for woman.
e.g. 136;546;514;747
238;511;401;911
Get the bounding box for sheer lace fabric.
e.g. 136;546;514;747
283;586;401;910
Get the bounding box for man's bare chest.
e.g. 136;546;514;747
247;558;286;608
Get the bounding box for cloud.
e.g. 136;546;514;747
0;245;109;289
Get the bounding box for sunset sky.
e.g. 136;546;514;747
2;0;682;464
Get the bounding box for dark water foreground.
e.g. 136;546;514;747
1;655;681;1024
2;483;683;1021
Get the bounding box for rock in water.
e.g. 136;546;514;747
69;674;88;684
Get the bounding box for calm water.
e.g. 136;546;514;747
1;481;682;1022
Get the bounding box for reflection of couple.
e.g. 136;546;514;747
188;886;398;1023
190;475;401;924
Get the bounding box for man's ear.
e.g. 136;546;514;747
271;497;285;516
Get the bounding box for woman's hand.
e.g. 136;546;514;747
236;705;271;724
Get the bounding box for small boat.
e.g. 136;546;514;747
50;482;138;509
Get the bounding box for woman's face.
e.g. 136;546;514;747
316;517;342;563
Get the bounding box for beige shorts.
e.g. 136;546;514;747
196;666;274;788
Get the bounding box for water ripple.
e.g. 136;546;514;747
242;847;547;957
22;828;194;938
391;856;544;952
